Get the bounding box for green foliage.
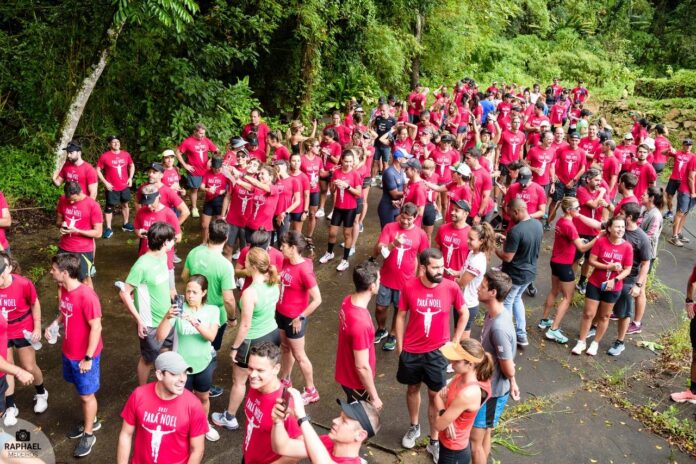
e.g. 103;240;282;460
635;70;696;99
0;148;59;209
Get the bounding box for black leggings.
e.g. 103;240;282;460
438;443;471;464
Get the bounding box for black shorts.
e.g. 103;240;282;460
105;188;131;207
613;283;635;319
550;261;575;282
0;377;7;413
289;211;304;222
574;235;595;262
499;163;509;178
423;203;437;227
356;197;364;215
341;385;371;402
319;173;333;183
439;443;471;464
139;327;174;364
212;323;227;352
330;207;358;228
309;191;320;207
235;329;280;368
226;223;246;249
185;359;214;393
653;162;666;174
397;349;448;391
585;282;621;304
275;312;308;339
203;196;224;216
666;179;681;196
57;248;95;281
553;181;577;203
690;317;696;348
7;337;31;349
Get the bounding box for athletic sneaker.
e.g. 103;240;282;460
609;313;619;321
571;340;587;355
587;326;597;338
626;321;642;335
426;441;440;463
538;318;553;329
679;233;690;243
576;281;587;295
211;411;239;430
34;390;48;413
517;335;529;347
607;340;625;356
668;235;684;247
526;282;537;297
663;210;674;221
336;259;350;272
173;254;182;264
670;389;696;404
192;207;200;218
545;328;568;344
327;211;333;221
301;387;320;405
3;406;18;426
67;418;102;439
586;341;599;356
319;251;335;264
205;422;220;442
281;378;293;389
316;208;325;218
209;385;223;398
543;222;551;232
402;424;421;449
232;249;241;260
435;212;443;222
102;228;113;239
122;223;135;232
383;335;397;351
374;329;388;344
73;434;96;458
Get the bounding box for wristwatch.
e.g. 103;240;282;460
635;282;643;288
686;298;694;304
297;415;312;426
84;355;92;362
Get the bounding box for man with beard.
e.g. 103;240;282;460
395;248;467;464
53;141;98;199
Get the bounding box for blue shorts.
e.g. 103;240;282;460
374;145;392;163
62;354;101;396
473;392;509;429
677;191;696;214
186;175;203;189
376;284;400;308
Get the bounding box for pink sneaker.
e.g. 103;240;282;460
626;321;642;335
281;378;293;389
670;389;696;404
301;387;320;405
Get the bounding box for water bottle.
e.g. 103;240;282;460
23;330;42;351
47;323;60;345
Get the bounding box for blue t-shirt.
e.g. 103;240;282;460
380;166;405;206
480;100;496;124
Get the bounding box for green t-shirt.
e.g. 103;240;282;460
172;303;220;374
126;252;171;327
245;281;279;340
184;245;235;326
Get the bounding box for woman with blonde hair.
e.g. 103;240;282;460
433;339;494;464
211;247;280;431
286;119;318;155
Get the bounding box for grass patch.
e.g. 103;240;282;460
658;319;692;373
26;266;46;283
491;396;556;456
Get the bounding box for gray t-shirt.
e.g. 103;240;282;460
640;207;663;259
501;218;543;285
481;310;516;397
623;227;652;285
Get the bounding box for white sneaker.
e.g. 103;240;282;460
586;341;599;356
34;390;48;414
402;424;421;449
349;247;355;257
205;422;220;442
327;211;333;220
336;259;350;272
192;207;200;218
316;208;325;218
319;252;334;264
232;249;241;260
3;406;18;426
571;340;586;355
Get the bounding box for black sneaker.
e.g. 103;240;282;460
74;434;96;458
374;328;388;344
209;385;224;398
526;282;537;297
67;419;101;439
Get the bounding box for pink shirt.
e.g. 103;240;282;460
435;224;470;280
670;151;693;181
627;161;656;198
290;172;310;213
574;186;606;236
431;148;459;183
378;223;429;291
300;156;324;193
59;284;103;361
335;295;376;390
331;169;362;210
247;185;280;231
0;274;38;339
177;136;218;177
134;206;181;269
226;183;254;228
554;147;586;185
162;168;181;188
601;156;622;198
498;130;526;165
588;237;634;292
59;161;98;194
96;150;133;191
526;146;556;185
202;171;230;202
57;195;103;253
551;217;580;265
276;258;317;318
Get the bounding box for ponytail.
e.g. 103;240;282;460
472;223;496;256
476;352;495;382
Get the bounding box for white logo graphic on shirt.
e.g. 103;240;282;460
442;235;462;267
416;307;442;337
196;143;206;163
65;215;78;229
310;171;319;188
395;236;413;268
59;300;74;338
113;159;126;179
338;183;346;203
240;194;250;215
141;424;175;463
252;196;265;220
279;271;292;304
244;412;261;450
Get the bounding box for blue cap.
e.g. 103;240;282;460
393;148;413;160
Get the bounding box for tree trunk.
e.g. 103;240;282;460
410;12;423;89
54;24;123;170
293;38;320;120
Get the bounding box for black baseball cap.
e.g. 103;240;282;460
140;190;160;205
64;141;81;152
146;162;164;173
518;166;533;185
336;399;378;438
452;199;471;212
106;135;119;143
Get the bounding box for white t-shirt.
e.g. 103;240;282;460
463;251;487;308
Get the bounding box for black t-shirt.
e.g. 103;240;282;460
623;227;652;284
501;218;543;285
374;116;396;146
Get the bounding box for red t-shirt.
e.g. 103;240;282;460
335;295;376;390
614;144;637;171
579;137;602;161
243;386;302;464
59;161;98;195
435;223;470;280
574;186;605;236
653;136;671;165
237;246;284;292
616;194;639;211
272;145;291;162
588;237;634;292
290;172;310;213
202;170;230;202
445;183;472;223
504;182;547;217
601;156;622;198
57;195;103;253
120;382;208;464
247;185;280;231
627;161;656;198
274;176;300;215
526;146;555;185
162;168;181;189
554;147;586;185
320;141;342;171
412;141;435;162
0;308;6;378
549;103;567;125
242;123;270;154
498;130;526;165
399;277;465;353
378;223;429;291
408;92;426;115
571;87;589;102
136;184;183;210
301;155;324;193
678;156;696;194
97;150;133;191
134;206;181;269
422;172;440;204
0;192;9;249
551;217;580;265
59;284;103;361
670;151;693;181
0;274;38;339
525;115;549;147
226;183;255;228
394;137;414;154
404;180;428;208
431;148;460;184
247;146;266;163
470;166;493;217
177;136;218;177
332;169;362;210
276;258;317;318
316;435;362;464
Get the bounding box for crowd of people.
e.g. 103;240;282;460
0;75;693;463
